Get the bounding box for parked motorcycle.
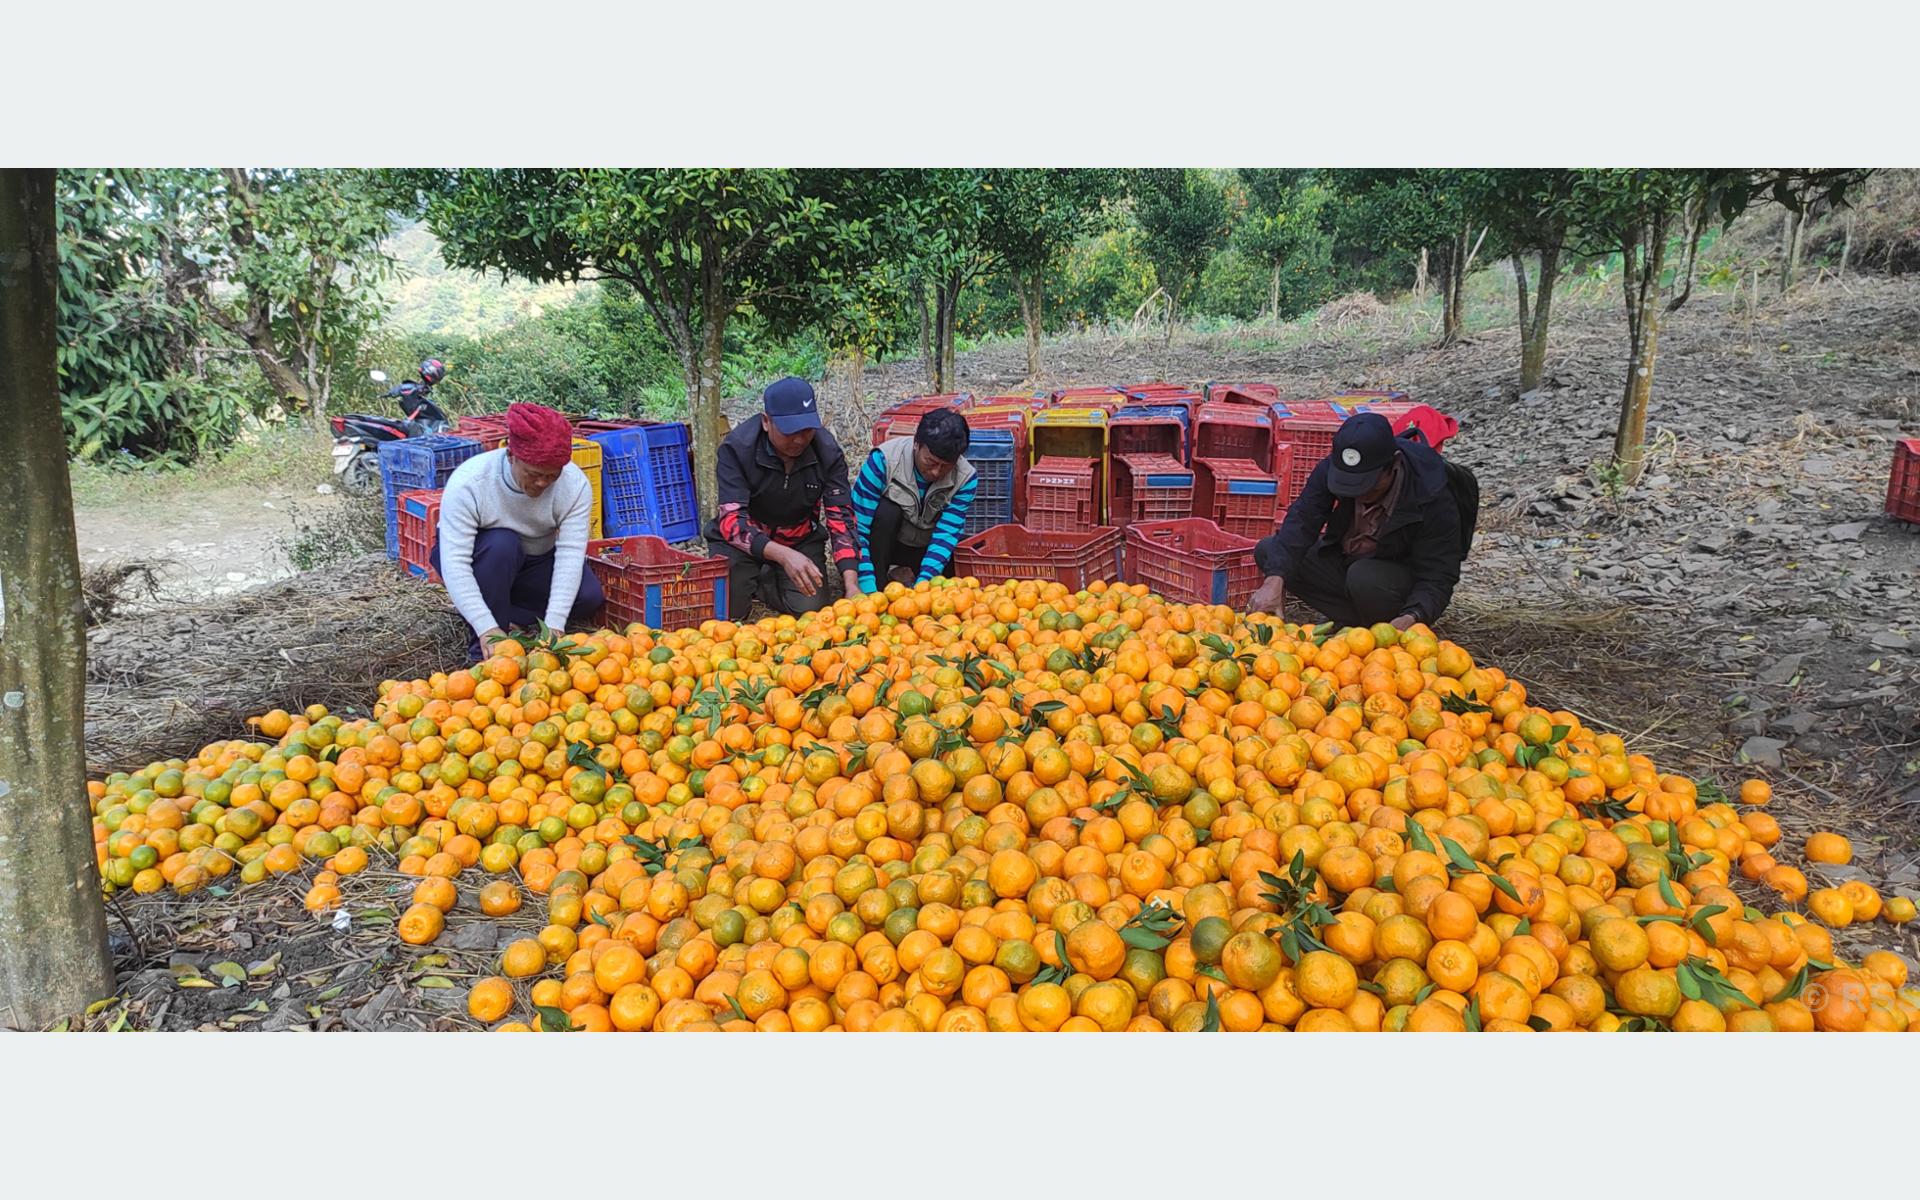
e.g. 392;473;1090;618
330;359;451;493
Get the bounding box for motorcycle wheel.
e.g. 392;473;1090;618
341;451;380;494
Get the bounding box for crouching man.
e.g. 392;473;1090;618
852;408;978;591
705;376;861;618
1248;412;1464;631
433;401;602;661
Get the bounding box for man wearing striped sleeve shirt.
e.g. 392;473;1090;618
851;408;977;592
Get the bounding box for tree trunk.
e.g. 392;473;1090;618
915;277;934;391
0;169;118;1030
1435;238;1461;345
1839;210;1853;279
1613;224;1669;486
1520;241;1561;392
933;275;960;394
1017;268;1045;380
849;344;867;419
1268;260;1283;327
1781;208;1805;294
1164;289;1179;346
1414;247;1428;299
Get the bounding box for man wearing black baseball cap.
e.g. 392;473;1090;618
705;376;861;617
1248;412;1468;630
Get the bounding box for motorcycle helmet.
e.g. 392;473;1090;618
419;358;447;386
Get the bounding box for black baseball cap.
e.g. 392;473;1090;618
763;376;823;435
1326;412;1398;497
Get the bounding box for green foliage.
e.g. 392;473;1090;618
54;168;396;460
1054;224;1157;328
1128;169;1230;319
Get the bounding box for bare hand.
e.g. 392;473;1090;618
772;544;823;595
887;565;916;586
842;569;863;598
478;626;511;652
1248;577;1286;615
1391;612;1419;632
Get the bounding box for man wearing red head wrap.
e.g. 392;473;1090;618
432;402;603;660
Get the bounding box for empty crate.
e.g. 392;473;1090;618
1026;456;1102;531
589;422;700;542
1124;519;1262;608
952;524;1123;590
1110;454;1194;524
586;536;729;632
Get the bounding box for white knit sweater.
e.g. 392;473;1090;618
437;448;594;636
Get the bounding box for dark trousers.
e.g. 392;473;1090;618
864;496;927;584
432;527;605;659
713;531;831;620
1281;545;1415;629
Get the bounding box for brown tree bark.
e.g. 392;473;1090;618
0;169;118;1030
933;275;960;395
915;277;934;390
1515;242;1561;392
1268;261;1283;327
1017;267;1045;380
1613;222;1669;485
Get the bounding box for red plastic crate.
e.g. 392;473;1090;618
1206;381;1282;407
1890;438;1920;524
1025;456;1102;530
451;414;510;451
1194;457;1281;539
1123;519;1262;608
952;524;1123;589
967;394;1049;410
396;488;443;582
1110;454;1195;524
585;536;730;632
571;417;650;436
1109;409;1186;460
1196;403;1274;470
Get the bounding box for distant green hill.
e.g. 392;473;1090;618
383;221;580;336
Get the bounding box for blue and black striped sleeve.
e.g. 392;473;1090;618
916;474;977;582
850;449;887;593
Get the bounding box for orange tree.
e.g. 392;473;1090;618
400;169;881;527
1557;169;1871;486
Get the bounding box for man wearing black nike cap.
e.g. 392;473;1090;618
706;376;861;618
1247;412;1465;630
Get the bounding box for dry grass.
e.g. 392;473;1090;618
84;559;469;775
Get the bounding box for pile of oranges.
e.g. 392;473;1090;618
90;577;1919;1032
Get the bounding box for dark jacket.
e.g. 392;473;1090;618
1254;435;1463;623
705;418;858;572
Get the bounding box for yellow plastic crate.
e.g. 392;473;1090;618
1030;407;1108;462
573;438;604;539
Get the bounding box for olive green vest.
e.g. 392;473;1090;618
878;436;975;547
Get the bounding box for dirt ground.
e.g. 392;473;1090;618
75;484;341;602
81;273;1920;1028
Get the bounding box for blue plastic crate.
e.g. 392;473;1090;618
588;423;699;542
962;463;1016;537
378;435;482;560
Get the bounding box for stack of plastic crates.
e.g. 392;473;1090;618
968;394;1049;410
1109;455;1194;525
378;434;482;559
1889;438;1920;525
586;536;729;632
1026;407;1107;529
588;422;700;542
952;525;1122;590
1192;403;1280;539
395;489;443;582
1123;519;1262;608
960;412;1026;537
